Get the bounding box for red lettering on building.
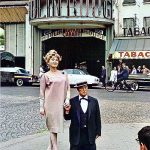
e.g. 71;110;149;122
124;52;130;57
119;52;124;57
131;52;136;57
138;52;144;57
145;52;150;57
116;51;150;59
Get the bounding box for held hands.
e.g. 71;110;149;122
64;98;70;106
96;135;101;139
64;98;71;114
64;104;71;114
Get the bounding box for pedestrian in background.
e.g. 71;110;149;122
136;126;150;150
39;49;70;150
142;65;150;75
131;65;137;74
100;66;106;87
137;66;142;73
64;81;101;150
109;66;117;83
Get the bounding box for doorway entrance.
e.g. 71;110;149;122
42;37;105;77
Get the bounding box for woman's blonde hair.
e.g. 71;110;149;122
43;49;62;64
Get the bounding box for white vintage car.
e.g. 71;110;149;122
62;69;99;87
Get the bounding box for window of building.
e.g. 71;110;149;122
123;18;135;28
0;25;5;51
143;17;150;27
123;0;136;5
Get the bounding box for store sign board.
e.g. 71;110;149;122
113;51;150;59
122;27;150;37
41;29;105;41
30;0;113;19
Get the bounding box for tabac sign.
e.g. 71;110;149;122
113;51;150;59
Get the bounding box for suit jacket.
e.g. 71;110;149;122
64;96;101;145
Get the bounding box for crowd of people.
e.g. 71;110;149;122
100;63;150;87
128;65;150;75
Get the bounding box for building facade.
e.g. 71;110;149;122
28;0;114;77
0;1;29;68
110;0;150;69
1;0;150;76
1;0;114;77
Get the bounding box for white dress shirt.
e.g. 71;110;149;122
79;95;88;113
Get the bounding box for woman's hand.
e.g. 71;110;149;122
64;104;71;114
64;98;70;105
40;107;45;116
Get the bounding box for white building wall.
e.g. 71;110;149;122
113;0;150;36
25;13;33;73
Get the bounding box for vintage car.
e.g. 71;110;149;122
0;67;38;86
62;69;99;87
128;73;150;90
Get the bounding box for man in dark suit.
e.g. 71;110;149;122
64;81;101;150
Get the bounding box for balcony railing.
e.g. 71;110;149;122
29;0;113;20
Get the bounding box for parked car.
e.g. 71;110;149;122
0;67;38;86
128;73;150;90
62;69;99;87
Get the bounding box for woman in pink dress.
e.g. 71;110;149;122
39;50;70;150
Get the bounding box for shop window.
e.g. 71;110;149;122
123;0;136;5
143;17;150;27
123;18;135;28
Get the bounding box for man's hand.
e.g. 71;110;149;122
96;135;101;139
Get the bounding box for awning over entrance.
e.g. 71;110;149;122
0;7;27;23
109;38;150;59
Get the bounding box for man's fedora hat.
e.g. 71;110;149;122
74;81;88;88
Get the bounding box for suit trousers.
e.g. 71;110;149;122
70;144;96;150
70;128;96;150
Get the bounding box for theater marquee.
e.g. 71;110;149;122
112;51;150;59
41;29;105;41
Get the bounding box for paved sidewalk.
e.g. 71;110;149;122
0;123;149;150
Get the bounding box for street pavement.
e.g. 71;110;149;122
0;86;150;150
1;123;150;150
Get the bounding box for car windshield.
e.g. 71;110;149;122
64;69;90;75
64;69;73;74
19;69;28;74
80;69;89;75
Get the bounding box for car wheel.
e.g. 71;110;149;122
16;79;24;86
131;82;139;91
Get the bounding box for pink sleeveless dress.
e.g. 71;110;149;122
40;71;69;133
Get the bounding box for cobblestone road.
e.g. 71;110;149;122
0;86;150;142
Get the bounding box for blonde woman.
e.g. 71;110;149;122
39;49;70;150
